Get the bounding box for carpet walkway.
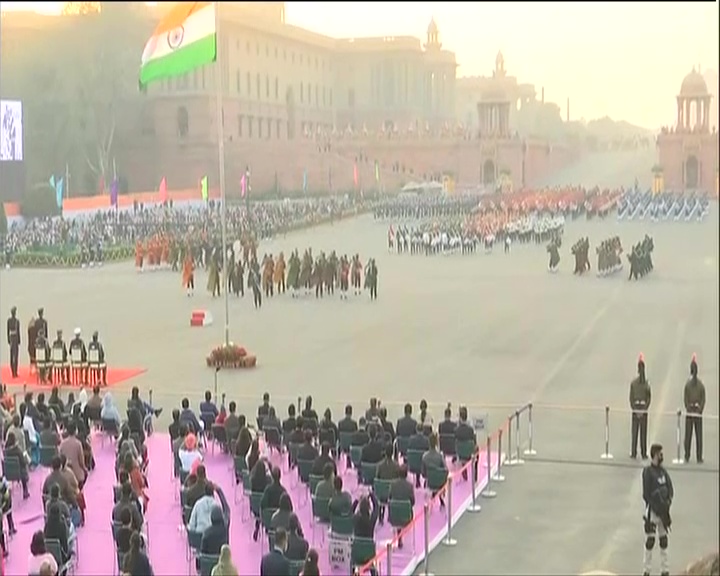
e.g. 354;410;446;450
5;431;496;575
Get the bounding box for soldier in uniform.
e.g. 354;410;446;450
87;331;107;386
34;308;48;343
642;443;673;576
70;328;88;384
683;354;705;463
6;306;20;378
629;353;651;459
52;329;69;384
35;329;51;384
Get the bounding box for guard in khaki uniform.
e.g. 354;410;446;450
629;353;651;459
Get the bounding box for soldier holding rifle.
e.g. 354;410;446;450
630;353;651;459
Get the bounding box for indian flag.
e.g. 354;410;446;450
139;2;217;89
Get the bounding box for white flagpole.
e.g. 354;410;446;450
214;2;230;346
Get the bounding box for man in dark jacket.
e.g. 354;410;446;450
6;306;20;378
642;443;673;576
297;430;319;463
180;398;202;434
260;467;288;511
311;442;336;477
261;527;290;576
338;405;358;468
683;354;706;463
361;425;384;464
200;505;228;557
396;404;417;439
630;353;652;459
454;407;477;481
185;465;209;509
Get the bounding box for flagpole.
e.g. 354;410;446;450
214;2;230;347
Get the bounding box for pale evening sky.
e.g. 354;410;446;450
1;1;718;129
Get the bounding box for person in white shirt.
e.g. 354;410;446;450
188;483;216;534
179;433;203;473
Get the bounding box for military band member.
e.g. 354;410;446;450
683;354;705;464
6;306;20;378
88;331;107;386
630;353;651;459
52;330;69;384
70;328;88;384
642;443;673;576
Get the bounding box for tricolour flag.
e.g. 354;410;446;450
201;175;208;201
139;2;217;89
240;173;247;198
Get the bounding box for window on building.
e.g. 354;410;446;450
276;119;281;139
248;116;253;138
177;106;189;137
265;75;270;98
238;115;243;137
267;118;271;139
256;73;260;99
236;70;241;93
300;82;304;103
246;72;251;95
257;117;263;138
274;77;279;99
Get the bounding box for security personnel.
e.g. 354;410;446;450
683;354;706;464
6;306;20;378
629;353;651;459
642;443;673;576
34;307;48;343
52;329;69;384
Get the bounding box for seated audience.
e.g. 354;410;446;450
28;531;59;576
4;432;30;498
189;483;216;534
285;514;309;561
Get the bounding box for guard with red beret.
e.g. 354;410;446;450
683;353;705;463
630;353;652;459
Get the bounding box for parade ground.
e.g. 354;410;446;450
1;210;718;575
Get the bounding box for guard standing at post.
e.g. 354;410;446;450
642;443;673;576
683;353;705;464
630;353;651;459
6;306;20;378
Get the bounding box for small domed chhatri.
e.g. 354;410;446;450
427;17;439;36
680;67;708;97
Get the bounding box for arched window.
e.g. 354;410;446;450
177;106;189;137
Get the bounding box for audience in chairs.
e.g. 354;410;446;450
28;531;58;576
211;544;239;576
4;432;30;498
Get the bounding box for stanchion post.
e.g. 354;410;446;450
510;410;525;465
600;405;614;459
297;396;302;415
422;503;434;576
467;454;482;510
492;428;505;482
523;403;537;456
504;414;515;465
481;436;496;499
221;392;226;408
149;389;153;409
442;480;457;546
672;409;684;464
385;541;392;576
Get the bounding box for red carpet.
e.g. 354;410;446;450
1;365;146;388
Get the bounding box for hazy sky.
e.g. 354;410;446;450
2;1;718;128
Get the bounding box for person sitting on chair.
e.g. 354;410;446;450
101;393;121;431
69;328;87;384
51;330;69;384
87;331;107;386
35;329;51;384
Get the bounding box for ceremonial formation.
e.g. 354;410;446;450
596;237;624;276
627;236;655;281
617;190;711;222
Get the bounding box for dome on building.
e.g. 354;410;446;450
427;17;439;36
680;68;708;96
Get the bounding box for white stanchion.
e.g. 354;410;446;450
600;406;614;460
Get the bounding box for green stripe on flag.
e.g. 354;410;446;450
140;34;217;88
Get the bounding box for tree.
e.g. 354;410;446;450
0;202;8;236
20;183;60;219
57;4;152;191
61;2;101;15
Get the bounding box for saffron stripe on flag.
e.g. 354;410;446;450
152;1;213;36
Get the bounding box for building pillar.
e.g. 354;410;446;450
677;100;683;129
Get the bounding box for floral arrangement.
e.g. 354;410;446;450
206;343;257;369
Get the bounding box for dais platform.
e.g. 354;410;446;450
1;365;146;389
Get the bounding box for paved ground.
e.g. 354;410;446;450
1;210;718;576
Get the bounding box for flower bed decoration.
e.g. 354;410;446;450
206;343;257;369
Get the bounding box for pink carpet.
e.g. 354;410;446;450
4;431;495;575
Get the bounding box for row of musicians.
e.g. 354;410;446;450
34;328;108;385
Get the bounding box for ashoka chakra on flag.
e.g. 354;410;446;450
167;26;185;50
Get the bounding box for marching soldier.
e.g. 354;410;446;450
6;306;20;378
683;354;705;463
629;353;651;459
